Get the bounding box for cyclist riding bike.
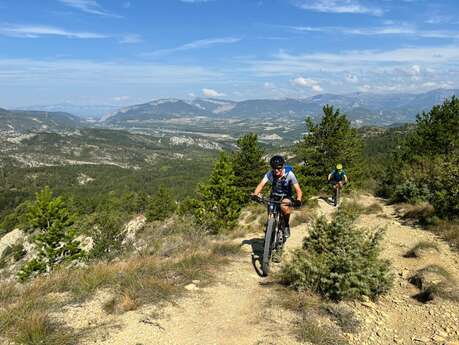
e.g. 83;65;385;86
252;155;302;241
328;163;348;204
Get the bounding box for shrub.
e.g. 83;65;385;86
192;153;244;233
88;210;125;259
145;185;176;222
392;180;430;204
280;211;392;301
18;187;83;280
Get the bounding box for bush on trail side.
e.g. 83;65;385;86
18;187;83;280
381;97;459;221
192;152;244;234
280;211;392;301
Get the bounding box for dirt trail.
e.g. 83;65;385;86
68;195;459;345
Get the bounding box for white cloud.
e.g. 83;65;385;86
145;37;241;57
294;0;384;16
119;34;142;44
409;64;421;75
263;82;275;89
0;58;220;86
0;24;108;39
246;45;459;77
202;88;224;97
345;73;358;83
58;0;121;17
291;77;323;92
287;24;459;39
112;95;130;102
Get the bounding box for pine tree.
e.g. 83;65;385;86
19;186;82;280
280;211;393;301
146;185;176;221
405;96;459;157
232;133;267;201
194;152;244;233
296;105;364;191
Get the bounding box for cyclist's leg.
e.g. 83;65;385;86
280;198;293;239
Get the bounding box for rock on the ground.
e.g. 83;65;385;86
0;229;24;257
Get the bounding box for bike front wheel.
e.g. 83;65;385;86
262;218;276;276
335;186;341;207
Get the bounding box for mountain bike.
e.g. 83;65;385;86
251;193;296;277
329;180;344;207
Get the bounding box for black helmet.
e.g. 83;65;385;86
270;155;285;169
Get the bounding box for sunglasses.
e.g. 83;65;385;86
273;166;283;171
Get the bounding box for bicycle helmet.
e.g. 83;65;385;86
270;155;285;169
336;163;343;170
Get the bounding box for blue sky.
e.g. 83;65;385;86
1;0;459;106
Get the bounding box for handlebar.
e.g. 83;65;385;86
250;194;301;208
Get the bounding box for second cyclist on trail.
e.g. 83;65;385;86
252;155;302;241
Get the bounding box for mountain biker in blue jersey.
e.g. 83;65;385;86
252;155;302;241
328;163;348;190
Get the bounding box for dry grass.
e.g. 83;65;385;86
268;286;349;345
0;216;243;344
340;199;384;216
290;207;315;228
428;220;459;250
395;202;435;225
404;241;439;258
409;265;459;303
0;284;77;345
320;304;361;334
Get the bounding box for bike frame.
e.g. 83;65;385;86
253;193;292;276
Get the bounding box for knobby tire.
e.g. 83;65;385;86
262;218;275;276
335;186;340;207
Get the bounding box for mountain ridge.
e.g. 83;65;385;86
103;88;459;126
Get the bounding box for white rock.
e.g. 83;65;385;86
75;235;94;253
185;283;199;291
121;215;146;245
0;229;24;257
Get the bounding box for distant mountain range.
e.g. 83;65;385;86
104;88;459;126
3;88;458;132
13;103;120;119
0;108;84;132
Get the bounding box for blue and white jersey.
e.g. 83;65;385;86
262;166;298;197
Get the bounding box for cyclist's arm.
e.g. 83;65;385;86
293;183;302;201
344;174;348;183
253;178;268;196
327;173;332;181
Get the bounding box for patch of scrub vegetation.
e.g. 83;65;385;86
0;211;242;343
339;199;383;216
409;265;459;303
379;97;459;247
404;241;439;258
269;287;350;345
280;211;393;301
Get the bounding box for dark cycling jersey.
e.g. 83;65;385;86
330;169;347;182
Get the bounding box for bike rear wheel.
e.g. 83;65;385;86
335;186;340;207
262;218;276;276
